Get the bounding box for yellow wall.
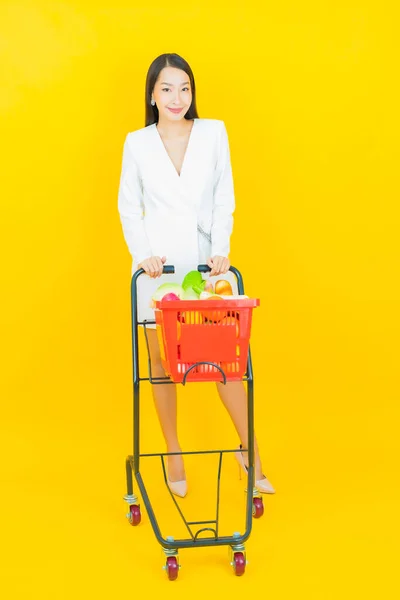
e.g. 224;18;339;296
1;1;399;598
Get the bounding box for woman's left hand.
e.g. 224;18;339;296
207;255;230;276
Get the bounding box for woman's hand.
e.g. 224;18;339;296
138;256;166;278
207;255;230;277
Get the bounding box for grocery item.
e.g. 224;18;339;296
182;286;199;300
182;271;205;294
152;282;184;300
204;280;214;293
162;293;180;301
199;291;213;300
215;280;233;295
151;283;184;308
178;310;204;325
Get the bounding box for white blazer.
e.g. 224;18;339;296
117;118;237;324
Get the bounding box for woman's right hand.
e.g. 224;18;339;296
138;256;166;278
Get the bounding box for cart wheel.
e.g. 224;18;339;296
252;497;264;519
128;504;141;526
166;556;179;581
232;552;246;576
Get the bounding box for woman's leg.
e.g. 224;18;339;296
146;329;185;482
216;381;264;480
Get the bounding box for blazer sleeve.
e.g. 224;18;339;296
118;134;153;265
211;121;235;258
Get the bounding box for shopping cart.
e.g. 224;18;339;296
124;264;263;580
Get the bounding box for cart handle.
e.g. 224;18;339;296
132;264;244;295
163;265;175;274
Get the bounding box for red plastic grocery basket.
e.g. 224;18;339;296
154;297;260;383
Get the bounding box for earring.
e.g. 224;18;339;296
151;99;155;106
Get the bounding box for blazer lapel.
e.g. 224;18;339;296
152;119;197;181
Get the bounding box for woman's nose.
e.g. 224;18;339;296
172;92;182;105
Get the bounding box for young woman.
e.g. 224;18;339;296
118;53;275;498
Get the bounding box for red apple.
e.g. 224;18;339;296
162;293;180;301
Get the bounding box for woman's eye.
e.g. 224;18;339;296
161;87;190;92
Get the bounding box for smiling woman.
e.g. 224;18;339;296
145;53;198;126
118;53;237;318
117;52;275;501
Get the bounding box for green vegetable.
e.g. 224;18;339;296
192;280;207;295
182;270;203;291
152;283;184;301
183;286;200;300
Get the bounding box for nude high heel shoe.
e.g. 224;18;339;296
167;478;188;498
235;445;276;494
167;453;187;498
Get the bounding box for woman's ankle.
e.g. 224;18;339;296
167;448;186;482
240;444;263;480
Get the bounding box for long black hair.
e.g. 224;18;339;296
145;53;199;126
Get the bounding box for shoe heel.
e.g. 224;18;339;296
236;446;246;481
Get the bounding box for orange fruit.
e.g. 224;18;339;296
215;280;233;295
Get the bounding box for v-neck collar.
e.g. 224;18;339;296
153;118;197;179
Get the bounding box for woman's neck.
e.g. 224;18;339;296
156;117;194;138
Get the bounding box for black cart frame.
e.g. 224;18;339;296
124;265;262;577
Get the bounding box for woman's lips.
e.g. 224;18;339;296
167;107;183;114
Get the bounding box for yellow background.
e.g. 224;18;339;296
1;1;399;597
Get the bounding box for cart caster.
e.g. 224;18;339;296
230;533;247;577
252;496;264;519
163;537;180;581
127;504;141;526
232;552;246;576
165;556;179;581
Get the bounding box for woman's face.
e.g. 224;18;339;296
152;67;192;122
